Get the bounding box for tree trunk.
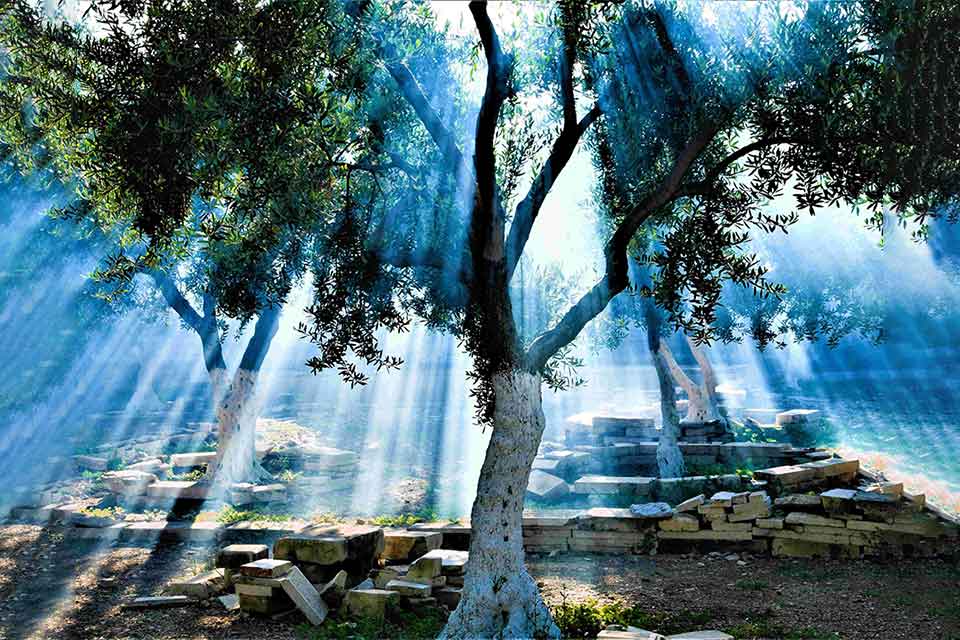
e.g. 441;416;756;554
207;367;273;486
441;370;559;640
685;336;724;423
645;302;685;478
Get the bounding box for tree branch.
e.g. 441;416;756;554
524;124;719;371
469;0;512;261
506;103;601;281
151;270;226;373
659;340;697;395
238;305;281;372
680;136;804;196
377;40;469;175
151;270;204;332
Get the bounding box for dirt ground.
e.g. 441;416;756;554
0;524;957;640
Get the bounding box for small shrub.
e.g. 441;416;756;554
370;511;439;527
169;468;206;482
297;607;446;640
216;506;293;525
552;599;713;638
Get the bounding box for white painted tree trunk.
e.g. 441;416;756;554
440;370;559;640
207;368;272;486
660;341;720;424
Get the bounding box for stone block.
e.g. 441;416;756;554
419;549;468;575
776;493;825;511
527;470;571;502
382;530;443;563
799;458;859;479
275;535;347;565
771;538;831;558
667;632;734;639
216;544;269;570
532;458;561;473
657;529;752;542
435;586;462;610
675;494;705;513
241;559;293;578
278;566;328;625
784;512;845;528
345;588;399;621
73;455;109;471
127;458;169;474
385;579;432;597
775;409;821;426
574;475;654;495
406;556;442;584
658;513;700;532
755;517;784;529
165;569;226;599
169;451;217;468
102;470;158;496
124;595;194;609
145;480;208;500
754;465;817;487
710;520;752;532
599;627;666;639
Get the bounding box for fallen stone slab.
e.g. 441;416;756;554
527;470;571;502
73;455;109;471
675;494;705;513
145;480;209;500
776;493;824;511
420;549;468;575
275;524;384;586
102;470;158;497
629;503;674;519
123;595;194;609
667;632;734;640
658;513;700;532
598;626;665;639
278;565;328;626
218;593;240;611
382;530;443;563
784;512;845;528
127;458;170;475
406;555;442;585
165;569;226;599
435;586;462;610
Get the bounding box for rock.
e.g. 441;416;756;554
675;494;705;513
240;559;293;579
165;569;226;599
598;626;666;639
754;465;817;488
216;544;269;569
658;513;700;532
170;451;217;468
707;492;738;507
573;475;654;496
73;455;109;471
127;458;169;475
754;517;785;529
784;512;845;528
406;556;442;584
728;494;772;522
629;502;674;519
344;588;399;621
277;566;328;626
382;530;443;563
526;470;571;502
102;470;158;496
318;570;349;607
420;549;468;575
123;595;194;609
666;632;734;640
775;494;824;511
372;565;408;589
145;480;208;500
435;586;462;610
274;524;384;587
384;579;432;598
218;594;240;611
274;535;347;565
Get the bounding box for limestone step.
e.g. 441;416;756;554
145;480;209;500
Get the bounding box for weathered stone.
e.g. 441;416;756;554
629;502;674;519
799;458;859;479
775;409;821;426
755;517;785;529
384;579;432;597
218;594;240;611
406;556;442;584
710;520;752;532
754;465;817;486
278;566;328;625
675;494;705;513
275;535;347;564
657;529;752;541
73;455;109;471
573;475;654;495
344;588;399;621
372;565;407;589
729;494;772;522
241;559;293;578
658;513;700;532
382;530;443;563
127;458;169;475
865;482;903;498
165;569;226;599
301;446;359;470
102;470;158;496
526;470;570;502
145;480;208;500
435;586;462;610
123;595;193;609
666;632;734;640
707;492;738;507
771;538;831;558
776;493;824;510
599;627;666;639
532;457;562;473
216;544;269;570
784;512;845;528
170;451;217;468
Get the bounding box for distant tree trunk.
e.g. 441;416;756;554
659;339;720;424
206;306;280;487
686;336;724;422
644;302;685;478
441;370;560;640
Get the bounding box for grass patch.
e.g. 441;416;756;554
216;506;293;525
168;468;206;482
724;612;841;639
369;511;440;527
80;505;125;519
298;608;446;640
552;600;713;638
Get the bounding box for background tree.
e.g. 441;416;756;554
0;0;367;486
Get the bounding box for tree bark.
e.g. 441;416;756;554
645;302;685;477
441;370;559;640
685;337;724;422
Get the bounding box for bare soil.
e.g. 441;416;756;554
0;524;957;639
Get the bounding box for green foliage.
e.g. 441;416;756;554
734;578;769;591
216;506;292;525
297;607;446;640
369;511;439;527
552;599;713;638
168;468;206;482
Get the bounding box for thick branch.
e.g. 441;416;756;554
151;270;204;331
506;103;601;281
524;124;718;371
681;136;804;196
238;305;281;372
378;41;468;174
686;336;718;394
659;341;697;395
470;1;512;262
151;271;226;373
